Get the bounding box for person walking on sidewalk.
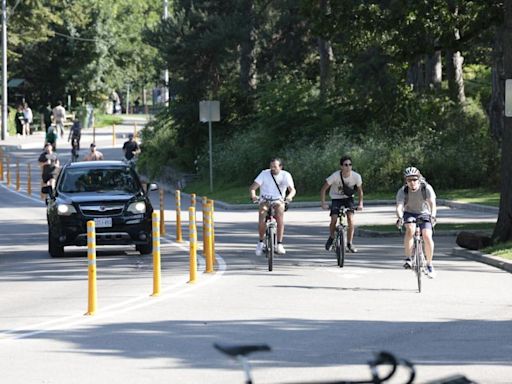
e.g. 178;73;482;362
52;101;66;137
22;102;33;136
14;105;24;135
320;155;364;253
395;166;437;278
249;158;296;256
68;118;82;151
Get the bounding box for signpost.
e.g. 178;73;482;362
506;79;512;117
199;100;220;192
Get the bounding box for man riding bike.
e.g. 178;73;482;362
396;167;437;278
320;155;363;253
249;158;296;256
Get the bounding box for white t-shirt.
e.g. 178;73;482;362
326;170;362;199
254;169;294;200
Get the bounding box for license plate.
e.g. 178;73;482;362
94;217;112;228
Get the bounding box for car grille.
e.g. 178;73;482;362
79;203;125;217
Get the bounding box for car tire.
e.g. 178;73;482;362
136;242;153;255
49;230;64;257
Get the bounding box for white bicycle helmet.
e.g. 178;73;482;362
404;166;421;178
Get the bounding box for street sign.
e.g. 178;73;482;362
506;79;512;117
199;100;220;122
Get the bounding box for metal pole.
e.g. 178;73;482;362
163;0;169;107
1;0;8;140
208;102;213;192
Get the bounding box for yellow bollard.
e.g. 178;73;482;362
112;124;116;146
204;202;214;273
85;221;97;316
159;189;166;235
0;149;4;181
134;123;138;139
27;163;32;195
6;156;10;186
191;193;196;209
209;199;216;264
151;212;161;296
188;207;197;283
16;159;20;191
202;196;208;255
176;190;183;242
93;125;96;144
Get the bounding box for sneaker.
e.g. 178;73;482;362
346;243;358;253
325;236;334;251
426;265;436;279
255;242;264;256
403;257;412;269
276;243;286;255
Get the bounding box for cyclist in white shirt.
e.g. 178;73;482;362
249;158;296;256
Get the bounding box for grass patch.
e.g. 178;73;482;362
482;242;512;260
95;114;123;128
360;222;495;232
182;181;500;207
182;180;395;203
439;188;500;207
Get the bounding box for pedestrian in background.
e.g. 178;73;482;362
45;126;58;151
14;105;24;136
22;102;33;136
84;143;104;161
38;143;60;189
52;101;66;137
40;102;53;133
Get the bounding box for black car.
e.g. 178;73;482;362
42;161;157;257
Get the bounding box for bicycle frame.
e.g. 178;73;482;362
214;342;416;384
406;218;427;293
260;197;280;272
333;207;350;268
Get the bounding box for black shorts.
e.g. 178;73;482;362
330;198;355;216
404;212;433;230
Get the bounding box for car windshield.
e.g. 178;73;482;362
59;167;140;194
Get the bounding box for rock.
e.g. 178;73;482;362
456;231;492;250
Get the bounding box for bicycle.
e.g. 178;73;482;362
330;206;352;268
213;342;416;384
254;196;283;272
398;217;428;293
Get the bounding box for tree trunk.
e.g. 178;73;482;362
447;4;466;103
239;0;257;95
429;51;442;91
318;0;333;100
492;0;512;243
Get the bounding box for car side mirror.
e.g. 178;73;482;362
148;183;158;191
41;186;54;197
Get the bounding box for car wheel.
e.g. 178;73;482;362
49;229;64;257
136;243;153;255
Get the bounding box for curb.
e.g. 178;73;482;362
437;199;499;214
452;247;512;273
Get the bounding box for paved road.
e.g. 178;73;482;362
1;124;511;384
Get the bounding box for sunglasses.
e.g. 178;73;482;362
343;163;352;166
406;178;419;182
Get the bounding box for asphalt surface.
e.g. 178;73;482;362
1;119;511;384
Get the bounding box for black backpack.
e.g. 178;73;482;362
403;181;428;205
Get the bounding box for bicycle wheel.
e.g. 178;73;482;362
414;239;422;293
339;228;346;268
267;226;275;272
334;230;341;266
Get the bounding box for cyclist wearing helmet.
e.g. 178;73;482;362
396;167;437;278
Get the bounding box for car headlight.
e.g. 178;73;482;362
127;201;146;214
57;203;77;216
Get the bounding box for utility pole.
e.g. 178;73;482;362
1;0;7;140
163;0;169;107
